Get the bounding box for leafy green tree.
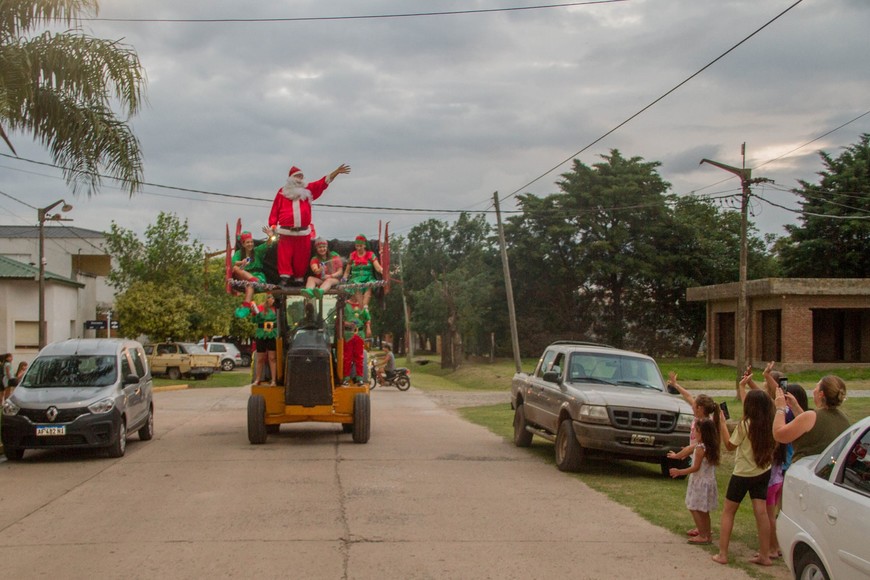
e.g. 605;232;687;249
778;133;870;277
403;214;498;368
505;150;776;356
0;0;145;196
105;212;236;340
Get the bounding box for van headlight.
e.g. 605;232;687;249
676;413;694;432
578;405;610;425
88;398;115;414
2;399;20;416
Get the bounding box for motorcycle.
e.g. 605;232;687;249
369;360;411;391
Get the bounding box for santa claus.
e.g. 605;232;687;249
268;163;350;285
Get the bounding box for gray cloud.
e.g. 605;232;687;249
3;0;869;247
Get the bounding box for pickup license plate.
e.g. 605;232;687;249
630;433;655;446
36;425;66;436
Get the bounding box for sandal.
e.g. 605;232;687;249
686;528;700;537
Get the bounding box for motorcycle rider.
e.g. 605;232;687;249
376;343;396;384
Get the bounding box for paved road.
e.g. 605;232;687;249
0;386;757;579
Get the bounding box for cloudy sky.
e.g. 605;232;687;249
1;0;869;251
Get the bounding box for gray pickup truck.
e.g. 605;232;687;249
511;341;693;475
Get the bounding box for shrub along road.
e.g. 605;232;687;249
0;385;757;579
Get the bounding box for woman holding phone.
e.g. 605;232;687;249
772;375;850;462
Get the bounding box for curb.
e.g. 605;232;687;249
153;384;189;392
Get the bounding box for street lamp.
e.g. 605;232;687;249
38;199;73;348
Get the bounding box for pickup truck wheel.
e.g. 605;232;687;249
352;393;371;444
555;420;583;472
167;367;181;381
660;456;690;479
247;395;267;444
221;359;235;371
513;403;533;447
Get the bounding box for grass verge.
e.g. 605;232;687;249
152;369;251;389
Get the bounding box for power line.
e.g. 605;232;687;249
754;194;870;220
0;153;521;215
86;1;628;24
499;0;806;204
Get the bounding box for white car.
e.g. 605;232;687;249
197;341;242;371
777;415;870;580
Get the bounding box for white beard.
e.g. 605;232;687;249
282;176;312;201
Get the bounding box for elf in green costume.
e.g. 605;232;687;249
232;228;275;306
237;294;278;386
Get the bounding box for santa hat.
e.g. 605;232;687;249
288;166;302;177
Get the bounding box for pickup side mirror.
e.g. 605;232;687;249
542;370;562;384
123;374;140;385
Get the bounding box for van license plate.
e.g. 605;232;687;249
36;425;66;436
630;434;655;446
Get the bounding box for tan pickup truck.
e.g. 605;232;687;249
144;342;220;381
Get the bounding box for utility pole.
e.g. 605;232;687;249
37;199;73;349
397;247;415;361
700;145;772;392
493;192;522;373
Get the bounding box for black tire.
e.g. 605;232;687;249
3;446;24;461
341;423;354;433
266;424;280;434
555;419;583;472
395;375;411;391
221;359;235;371
138;405;154;441
352;393;371;444
107;417;127;458
167;367;181;381
660;456;689;479
240;354;252;367
513;403;533;447
795;549;829;580
247;394;267;444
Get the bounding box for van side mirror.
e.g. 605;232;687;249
124;374;140;385
542;370;561;384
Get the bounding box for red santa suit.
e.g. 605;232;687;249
268;166;332;279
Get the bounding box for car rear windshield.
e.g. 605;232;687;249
20;355;117;388
567;353;665;391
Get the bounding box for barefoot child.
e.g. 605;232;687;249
712;389;776;567
669;418;721;545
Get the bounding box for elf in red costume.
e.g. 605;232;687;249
268;163;350;286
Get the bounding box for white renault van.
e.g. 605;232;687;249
1;339;154;460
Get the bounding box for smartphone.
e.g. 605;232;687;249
719;401;730;420
778;377;789;389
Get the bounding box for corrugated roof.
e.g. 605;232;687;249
0;225;106;239
0;255;84;287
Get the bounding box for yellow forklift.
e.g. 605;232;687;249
246;289;371;444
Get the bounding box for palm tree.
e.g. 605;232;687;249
0;0;145;196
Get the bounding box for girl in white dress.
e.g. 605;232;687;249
669;418;721;545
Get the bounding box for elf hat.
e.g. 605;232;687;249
239;231;253;242
355;234;367;243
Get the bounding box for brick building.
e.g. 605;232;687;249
686;278;870;372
